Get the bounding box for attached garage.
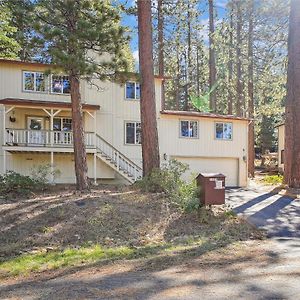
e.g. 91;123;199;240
173;156;239;187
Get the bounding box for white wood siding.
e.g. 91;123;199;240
0;61;248;186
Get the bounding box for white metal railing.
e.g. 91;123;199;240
95;134;142;181
5;129;95;148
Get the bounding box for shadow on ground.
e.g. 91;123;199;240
226;188;300;238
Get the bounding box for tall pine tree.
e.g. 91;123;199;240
0;1;20;59
137;0;161;176
35;0;130;190
284;0;300;187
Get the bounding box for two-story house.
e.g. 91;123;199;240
0;58;249;186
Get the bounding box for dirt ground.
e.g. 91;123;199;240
0;185;260;259
2;185;298;299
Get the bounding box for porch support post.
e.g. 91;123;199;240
3;106;15;146
93;152;97;185
3;150;6;174
42;109;61;146
50;109;53;146
94;111;97;148
84;110;96;148
50;151;54;184
3;105;6;147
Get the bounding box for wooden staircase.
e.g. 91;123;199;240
95;134;142;183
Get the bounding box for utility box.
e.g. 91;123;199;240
196;173;226;205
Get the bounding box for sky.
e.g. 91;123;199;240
119;0;228;64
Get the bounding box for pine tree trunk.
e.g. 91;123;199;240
247;0;255;177
235;1;243;117
70;74;89;190
137;0;160;176
208;0;217;112
157;0;165;110
196;46;200;99
184;4;192;111
284;0;300;187
227;10;233;115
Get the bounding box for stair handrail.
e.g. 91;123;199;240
95;133;142;173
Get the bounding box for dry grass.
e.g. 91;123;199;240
0;185;264;278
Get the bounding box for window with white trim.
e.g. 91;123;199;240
53;117;72;131
180;120;198;138
51;75;70;94
23;71;46;92
125;122;141;145
125;82;140;100
215;122;233;140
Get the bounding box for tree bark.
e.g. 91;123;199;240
208;0;217;112
235;0;243;117
70;74;89;190
227;9;233;115
247;0;255;177
284;0;300;187
137;0;160;176
184;3;192;111
157;0;165;110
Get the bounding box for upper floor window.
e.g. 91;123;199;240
23;71;46;92
125;121;141;145
180;120;198;138
51;75;70;94
125;82;140;100
215;122;233;140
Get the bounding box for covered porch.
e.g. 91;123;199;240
1;98;100;150
0;98;101;183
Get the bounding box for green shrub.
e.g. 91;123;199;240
135;159;200;212
0;164;61;198
31;163;61;187
262;174;283;185
0;171;38;197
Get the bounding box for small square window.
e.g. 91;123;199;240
180;120;198;138
23;71;46;92
51;75;70;94
215;122;233;140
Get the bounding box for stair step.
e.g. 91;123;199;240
95;138;142;184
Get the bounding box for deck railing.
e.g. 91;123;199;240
5;129;95;148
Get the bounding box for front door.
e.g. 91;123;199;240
27;117;45;145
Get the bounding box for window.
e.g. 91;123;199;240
53;118;72;131
51;75;70;94
23;71;46;92
125;122;141;145
215;122;233;140
125;82;140;100
180;120;198;138
281;150;284;164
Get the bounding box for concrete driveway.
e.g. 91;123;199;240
226;184;300;238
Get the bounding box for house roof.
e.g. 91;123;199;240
0;58;169;80
0;58;52;68
160;110;250;121
0;98;100;111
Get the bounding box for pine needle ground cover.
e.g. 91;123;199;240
0;186;263;278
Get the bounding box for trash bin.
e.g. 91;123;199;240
196;173;226;205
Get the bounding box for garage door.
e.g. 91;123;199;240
173;157;239;187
